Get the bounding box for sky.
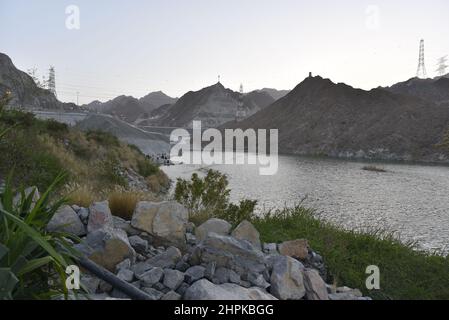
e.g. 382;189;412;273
0;0;448;105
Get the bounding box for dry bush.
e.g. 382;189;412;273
65;183;96;207
108;187;157;220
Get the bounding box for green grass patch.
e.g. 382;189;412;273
253;206;449;300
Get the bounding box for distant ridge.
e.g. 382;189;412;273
224;75;449;162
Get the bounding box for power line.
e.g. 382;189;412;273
416;39;427;79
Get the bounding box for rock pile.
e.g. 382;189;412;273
48;201;371;300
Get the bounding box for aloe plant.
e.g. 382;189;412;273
0;172;81;299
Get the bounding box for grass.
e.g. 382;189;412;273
108;187;157;220
362;165;387;173
253;206;449;300
0;109;169;203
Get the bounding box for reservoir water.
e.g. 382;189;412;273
162;153;449;254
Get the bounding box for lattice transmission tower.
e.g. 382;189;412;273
436;56;448;77
416;40;427;79
235;84;246;122
48;66;57;98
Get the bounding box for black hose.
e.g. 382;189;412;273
77;256;154;300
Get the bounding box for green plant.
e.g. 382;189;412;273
86;130;120;147
137;158;159;178
253;205;449;300
0;173;79;299
100;155;128;187
174;169;256;226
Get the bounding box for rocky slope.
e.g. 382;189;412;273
85;91;178;124
145;82;276;128
224;75;449;162
257;88;290;100
45;198;370;300
384;77;449;106
0;52;79;111
76;114;170;155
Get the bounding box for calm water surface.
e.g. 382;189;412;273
162;153;449;254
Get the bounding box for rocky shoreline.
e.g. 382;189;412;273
46;199;371;301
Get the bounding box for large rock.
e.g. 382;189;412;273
147;247;182;269
303;269;329;300
185;266;206;284
85;228;136;271
163;269;185;290
231;220;261;250
190;233;266;278
137;267;164;286
87;201;114;233
47;205;86;236
278;239;309;260
270;255;306;300
195;218;231;242
184;279;277;300
131;201;188;246
13;186;40;209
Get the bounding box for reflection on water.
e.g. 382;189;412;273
163;153;449;254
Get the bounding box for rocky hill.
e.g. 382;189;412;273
257;88;290;100
0;52;78;111
146;82;275;128
384;77;449;105
76;114;170;155
224;75;449;162
85;91;178;124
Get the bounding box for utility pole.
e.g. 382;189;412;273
76;92;80;106
416;40;427;79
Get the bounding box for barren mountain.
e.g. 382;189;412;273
257;88;290;100
224;75;449;162
147;82;274;128
384;77;449;105
0;52;78;111
139;91;178;112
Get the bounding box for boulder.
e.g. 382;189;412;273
161;291;181;300
146;246;182;269
115;259;131;272
195;218;231;242
278;239;309;260
77;208;90;224
85;227;136;271
137;267;164;286
184;279;277;300
141;287;164;300
117;269;134;283
185;266;206;284
270;255;306;300
263;243;278;254
190;233;266;278
163;269;185;290
113;216;141;236
303;269;329;300
131;201;188;246
128;235;148;253
87;201;114;233
248;273;270;289
47;205;86;236
231;220;261;250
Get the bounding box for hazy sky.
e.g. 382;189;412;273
1;0;448;104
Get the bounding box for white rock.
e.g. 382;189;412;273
184;279;277;300
87;201;114;233
270;255;306;300
195;218;232;242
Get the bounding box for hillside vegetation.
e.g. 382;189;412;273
0;107;169;206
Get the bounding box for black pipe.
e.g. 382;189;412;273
77;256;154;300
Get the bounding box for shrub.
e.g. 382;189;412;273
108;187;158;220
137;158;159;177
86;130;120;147
66;183;96;207
0;173;79;299
100;155;128;187
174;169;256;226
45;120;69;135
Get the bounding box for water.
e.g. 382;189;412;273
162;153;449;254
